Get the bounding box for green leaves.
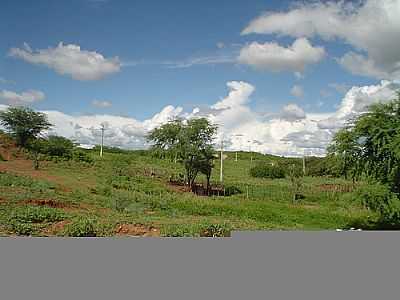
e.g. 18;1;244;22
328;93;400;191
0;106;52;147
148;118;217;191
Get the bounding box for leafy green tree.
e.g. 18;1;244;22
0;107;52;148
148;118;217;191
328;92;400;191
148;119;183;162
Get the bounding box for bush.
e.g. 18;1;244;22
250;164;285;179
72;149;94;164
64;218;97;237
8;221;35;236
380;198;400;229
356;183;395;213
40;136;74;159
200;223;232;237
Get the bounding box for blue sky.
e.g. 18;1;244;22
1;0;399;155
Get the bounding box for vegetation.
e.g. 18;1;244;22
2;95;400;236
0;107;52;148
148;118;217;193
328;93;400;228
250;164;285;179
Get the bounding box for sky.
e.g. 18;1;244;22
1;0;400;156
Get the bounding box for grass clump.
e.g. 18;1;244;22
9;206;66;223
64;218;97;237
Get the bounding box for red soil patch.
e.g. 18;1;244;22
21;199;111;215
115;224;160;237
23;199;74;209
42;220;72;236
0;159;71;192
167;182;190;193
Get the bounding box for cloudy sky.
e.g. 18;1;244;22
1;0;400;156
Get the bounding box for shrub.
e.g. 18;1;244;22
72;149;94;164
8;221;35;236
378;197;400;229
40;136;74;158
356;183;395;213
250;164;285;179
64;218;97;237
200;223;232;237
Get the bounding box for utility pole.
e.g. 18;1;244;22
220;139;224;183
302;150;306;176
100;124;105;157
235;151;238;162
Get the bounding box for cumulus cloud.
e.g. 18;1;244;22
317;80;400;130
9;42;121;81
0;89;45;105
242;0;400;80
211;81;255;109
1;80;398;157
238;38;325;73
92;100;112;108
290;85;304;98
280;103;306;122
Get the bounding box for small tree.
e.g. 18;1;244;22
0;107;52;148
41;135;74;158
148;118;217;192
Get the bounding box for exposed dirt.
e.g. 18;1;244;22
0;159;71;192
42;220;72;236
167;181;226;197
115;223;160;237
167;182;191;193
23;199;75;209
21;198;112;215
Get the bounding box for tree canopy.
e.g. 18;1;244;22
148;118;217;192
0;107;52;148
327;92;400;192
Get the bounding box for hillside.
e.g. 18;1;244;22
0;143;375;237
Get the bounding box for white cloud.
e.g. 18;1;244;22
92;100;112;108
238;38;325;73
280;103;306;122
9;42;121;81
211;81;255;109
338;52;394;79
1;80;398;157
317;80;400;130
242;0;400;80
0;89;45;105
290;85;304;98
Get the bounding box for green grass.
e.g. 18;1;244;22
0;150;379;236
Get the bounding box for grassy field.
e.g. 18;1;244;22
0;149;377;237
